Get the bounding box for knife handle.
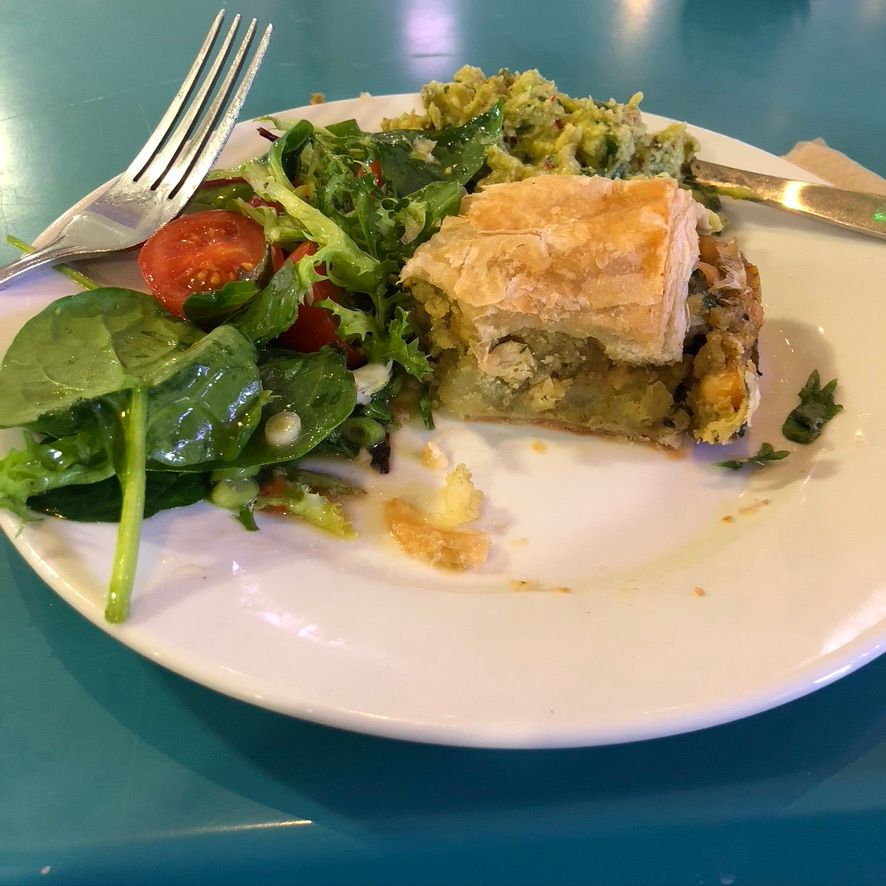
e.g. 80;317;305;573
690;158;886;241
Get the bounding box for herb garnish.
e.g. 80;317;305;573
716;442;789;471
782;370;843;444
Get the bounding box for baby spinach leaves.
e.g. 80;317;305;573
28;471;211;522
182;257;311;346
144;324;263;467
220;349;356;469
0;288;264;622
230;259;311;346
183;280;261;327
0;288;202;430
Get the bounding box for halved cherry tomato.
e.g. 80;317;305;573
138;210;280;318
357;158;384;187
274;241;364;368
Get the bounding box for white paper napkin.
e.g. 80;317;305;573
784;138;886;195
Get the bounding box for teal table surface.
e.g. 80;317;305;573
1;2;885;884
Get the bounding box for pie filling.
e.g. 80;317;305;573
408;235;763;448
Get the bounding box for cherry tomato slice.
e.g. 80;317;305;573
357;158;384;187
138;210;271;319
274;241;364;368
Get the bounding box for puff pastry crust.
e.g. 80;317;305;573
401;175;707;366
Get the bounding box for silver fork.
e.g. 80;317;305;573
0;10;272;289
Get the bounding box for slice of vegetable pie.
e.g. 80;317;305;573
400;174;763;446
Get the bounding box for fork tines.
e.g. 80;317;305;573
127;10;272;199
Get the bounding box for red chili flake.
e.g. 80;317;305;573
554;119;563;130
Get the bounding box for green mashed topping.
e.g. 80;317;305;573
383;66;699;186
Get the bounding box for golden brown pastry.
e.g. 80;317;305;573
403;175;705;364
401;174;763;447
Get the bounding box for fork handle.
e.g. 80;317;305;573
690;158;886;241
0;236;91;289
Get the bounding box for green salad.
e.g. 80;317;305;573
0;68;701;622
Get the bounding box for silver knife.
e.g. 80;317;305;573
689;158;886;241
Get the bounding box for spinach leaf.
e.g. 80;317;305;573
324;119;363;138
144;324;263;467
0;288;202;431
28;471;211;522
183;280;260;327
0;428;115;520
0;288;265;622
197;349;356;470
716;442;789;471
231;259;311;346
782;371;843;444
372;101;504;195
0;291;264;469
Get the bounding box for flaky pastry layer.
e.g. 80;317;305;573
400;175;707;366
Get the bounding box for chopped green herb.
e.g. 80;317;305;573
236;504;260;532
716;442;789;471
782;370;843;444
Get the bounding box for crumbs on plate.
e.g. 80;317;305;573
384;464;489;569
509;579;573;594
722;497;771;523
420;439;449;471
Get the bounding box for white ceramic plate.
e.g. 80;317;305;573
2;95;885;748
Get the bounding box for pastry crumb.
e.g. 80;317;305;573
739;498;770;516
721;514;736;523
385;499;489;569
384;464;489;569
509;578;539;592
436;463;483;529
509;579;572;593
421;439;449;471
531;440;547;454
309;92;325;104
693;585;706;597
